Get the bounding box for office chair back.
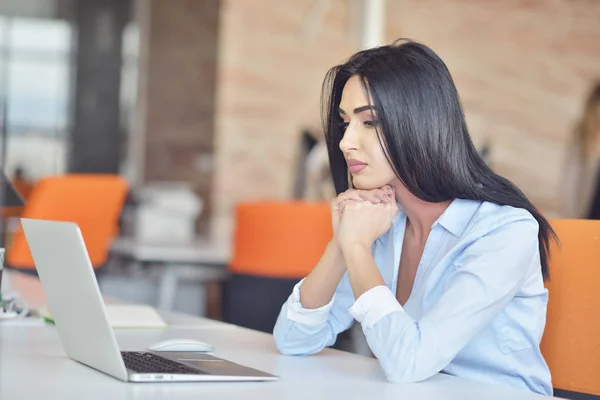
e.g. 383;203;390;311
230;201;332;277
541;219;600;397
6;174;128;269
223;201;332;332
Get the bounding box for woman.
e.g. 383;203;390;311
273;40;556;396
563;82;600;218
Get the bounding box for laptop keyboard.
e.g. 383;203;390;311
122;351;203;375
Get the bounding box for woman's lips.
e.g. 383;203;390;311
347;159;367;173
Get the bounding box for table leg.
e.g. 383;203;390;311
157;264;226;315
196;285;206;317
157;265;178;311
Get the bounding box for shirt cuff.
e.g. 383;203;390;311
286;278;335;326
348;285;404;329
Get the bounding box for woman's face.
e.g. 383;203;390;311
339;75;398;190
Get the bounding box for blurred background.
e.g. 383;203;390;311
0;0;599;352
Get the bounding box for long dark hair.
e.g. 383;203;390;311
321;39;556;280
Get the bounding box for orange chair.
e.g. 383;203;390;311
230;201;333;278
222;201;332;332
6;174;128;270
541;219;600;397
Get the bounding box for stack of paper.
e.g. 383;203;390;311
39;304;168;329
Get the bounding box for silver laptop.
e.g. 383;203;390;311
21;218;277;383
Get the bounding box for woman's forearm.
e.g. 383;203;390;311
299;240;347;309
341;242;386;299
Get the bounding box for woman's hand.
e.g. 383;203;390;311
330;186;394;241
337;189;398;250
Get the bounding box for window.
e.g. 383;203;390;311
0;17;72;179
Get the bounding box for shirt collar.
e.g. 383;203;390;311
434;198;482;237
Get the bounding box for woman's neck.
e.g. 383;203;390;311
391;181;452;242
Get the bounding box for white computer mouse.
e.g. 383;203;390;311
148;338;215;353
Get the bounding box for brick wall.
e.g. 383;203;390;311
140;0;219;233
386;0;600;215
211;0;358;240
210;0;600;241
136;1;600;241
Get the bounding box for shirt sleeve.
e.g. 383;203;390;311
355;218;540;384
286;278;335;326
348;285;403;328
273;273;356;356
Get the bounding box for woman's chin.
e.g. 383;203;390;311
352;177;387;191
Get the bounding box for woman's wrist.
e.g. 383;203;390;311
327;239;345;265
339;239;372;256
339;241;384;299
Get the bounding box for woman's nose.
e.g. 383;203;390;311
339;123;359;153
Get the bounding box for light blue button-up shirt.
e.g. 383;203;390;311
273;199;552;396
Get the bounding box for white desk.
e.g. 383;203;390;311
0;323;558;400
110;238;230;265
0;271;558;399
110;238;230;313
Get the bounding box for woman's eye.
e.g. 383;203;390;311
338;121;350;130
363;120;378;128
